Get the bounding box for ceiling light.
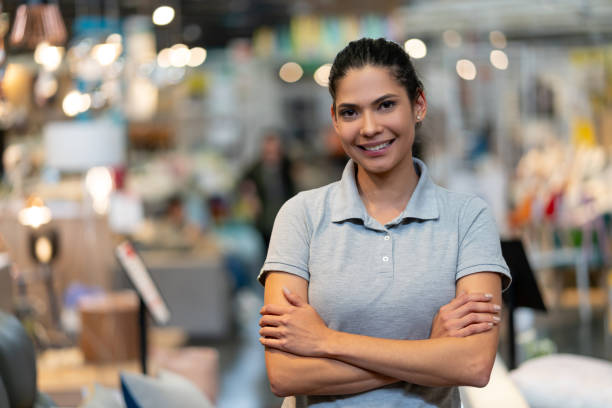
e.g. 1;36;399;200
279;62;303;83
313;63;331;87
490;50;509;70
489;30;507;49
187;47;207;67
456;59;477;80
152;6;175;26
404;39;427;59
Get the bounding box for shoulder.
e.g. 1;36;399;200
433;184;489;218
282;181;339;215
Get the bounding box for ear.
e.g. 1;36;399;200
414;90;428;122
331;104;340;134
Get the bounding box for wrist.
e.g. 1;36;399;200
319;328;343;358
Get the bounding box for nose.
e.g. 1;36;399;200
359;110;382;137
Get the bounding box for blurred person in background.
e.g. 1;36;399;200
243;130;296;246
258;38;511;407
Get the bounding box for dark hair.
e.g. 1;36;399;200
329;38;424;109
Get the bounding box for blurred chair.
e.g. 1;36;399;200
0;311;55;408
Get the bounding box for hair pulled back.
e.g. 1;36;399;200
329;38;423;109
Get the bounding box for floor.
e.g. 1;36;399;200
202;288;612;408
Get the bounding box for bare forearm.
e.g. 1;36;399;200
265;348;399;397
325;332;497;387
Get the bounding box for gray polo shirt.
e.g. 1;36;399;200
259;158;511;408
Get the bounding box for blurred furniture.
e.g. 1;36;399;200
0;210;116;327
460;355;529;408
140;251;232;339
0;311;55;408
79;291;140;363
510;353;612;408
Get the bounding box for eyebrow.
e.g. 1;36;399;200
337;93;400;110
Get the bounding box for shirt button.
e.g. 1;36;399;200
384;235;390;241
382;256;389;262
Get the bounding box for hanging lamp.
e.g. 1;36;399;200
9;0;67;49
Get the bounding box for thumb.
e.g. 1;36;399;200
282;287;304;306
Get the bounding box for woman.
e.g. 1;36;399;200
258;38;511;407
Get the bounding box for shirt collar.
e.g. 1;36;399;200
330;157;439;225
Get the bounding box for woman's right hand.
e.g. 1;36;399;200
429;292;501;338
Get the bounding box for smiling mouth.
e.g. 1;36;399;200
359;139;395;152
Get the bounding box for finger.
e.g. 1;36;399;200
456;301;501;317
454;322;495;337
259;337;285;350
259;315;282;327
282;287;305;307
458;312;501;327
260;304;290;316
259;326;283;338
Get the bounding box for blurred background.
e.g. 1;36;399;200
0;0;611;407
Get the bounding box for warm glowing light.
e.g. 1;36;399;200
34;73;58;99
279;62;303;83
456;59;477;80
62;90;91;117
152;6;175;26
313;63;331;87
404;38;427;59
92;43;122;66
489;30;507;49
490;50;509;70
34;42;64;71
443;30;462;48
80;93;92;111
187;47;207;67
169;44;190;67
106;33;122;44
85;166;113;214
157;48;171;68
18;197;52;229
34;236;53;263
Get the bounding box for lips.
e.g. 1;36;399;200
358;139;395;152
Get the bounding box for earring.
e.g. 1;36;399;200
416;115;421;121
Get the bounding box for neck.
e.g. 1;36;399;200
355;157;419;224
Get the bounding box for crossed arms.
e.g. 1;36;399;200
260;271;502;397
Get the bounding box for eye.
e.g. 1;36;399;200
379;100;396;110
340;109;357;119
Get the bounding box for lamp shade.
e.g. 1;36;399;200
9;2;67;49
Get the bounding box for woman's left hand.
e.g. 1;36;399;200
259;288;332;357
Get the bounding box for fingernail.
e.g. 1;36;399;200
488;322;494;326
484;293;493;299
493;316;501;322
493;304;501;311
282;287;291;296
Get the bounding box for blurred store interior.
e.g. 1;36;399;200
0;0;611;407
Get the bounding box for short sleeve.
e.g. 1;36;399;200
257;193;311;286
456;197;512;291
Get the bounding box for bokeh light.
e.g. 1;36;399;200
489;30;507;49
313;63;331;87
279;62;303;83
456;59;477;80
404;38;427;59
443;30;462;48
152;6;175;26
490;50;509;70
188;47;207;67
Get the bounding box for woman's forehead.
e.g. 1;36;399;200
335;66;406;103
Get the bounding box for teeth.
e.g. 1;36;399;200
364;141;391;151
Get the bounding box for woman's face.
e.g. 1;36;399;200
331;65;426;177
